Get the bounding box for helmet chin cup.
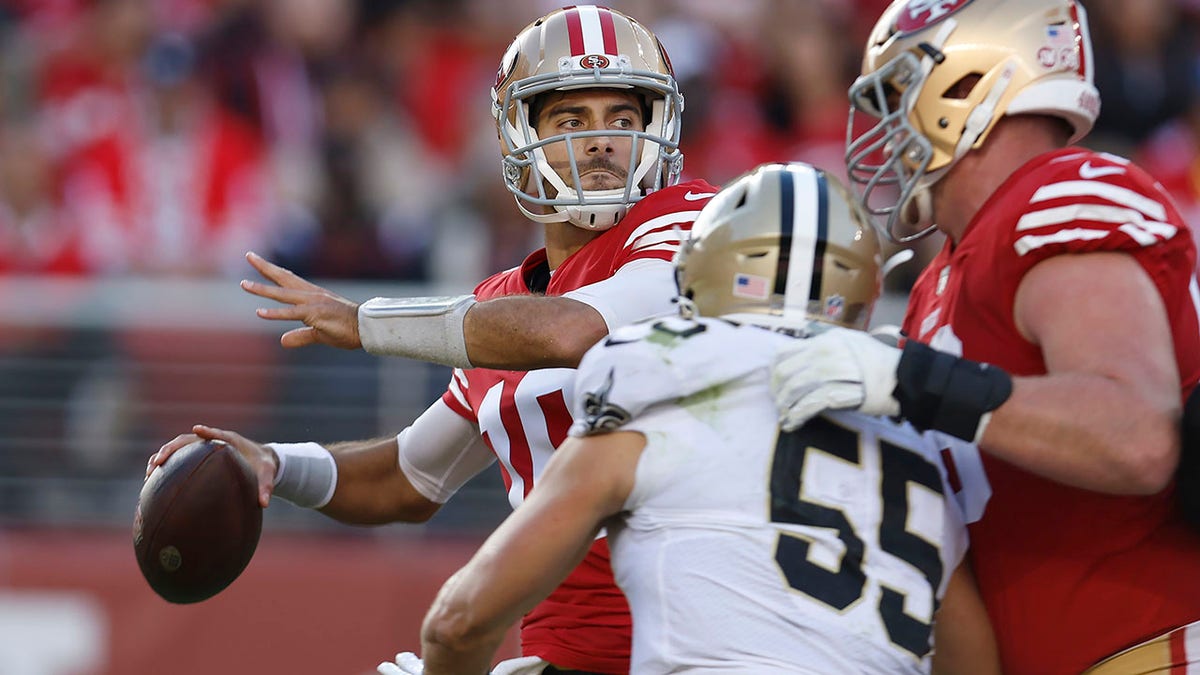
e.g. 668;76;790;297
562;199;629;231
894;186;937;244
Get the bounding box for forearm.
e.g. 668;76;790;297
932;564;999;675
420;509;600;675
463;296;608;369
890;339;1178;494
318;437;440;525
421;435;636;674
981;372;1180;494
420;570;519;675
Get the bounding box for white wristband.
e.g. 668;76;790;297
267;442;337;509
358;295;476;368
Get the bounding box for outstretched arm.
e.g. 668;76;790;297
242;252;684;370
419;431;643;675
241;251;608;369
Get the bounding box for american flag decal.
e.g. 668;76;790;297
733;273;770;300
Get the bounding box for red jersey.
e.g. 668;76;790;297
440;180;717;673
902;148;1200;674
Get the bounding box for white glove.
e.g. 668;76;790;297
771;326;902;431
378;652;424;675
489;656;549;675
378;652;548;675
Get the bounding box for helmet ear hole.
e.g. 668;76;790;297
942;74;983;100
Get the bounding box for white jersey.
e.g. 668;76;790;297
570;316;991;674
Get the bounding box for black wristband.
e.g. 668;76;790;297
893;341;1013;441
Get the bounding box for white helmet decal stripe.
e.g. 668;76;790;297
783;168;821;316
566;5;619;56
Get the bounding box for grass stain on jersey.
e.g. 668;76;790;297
677;383;726;424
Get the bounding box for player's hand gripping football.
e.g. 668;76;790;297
146;425;279;508
241;251;362;350
770;326;902;431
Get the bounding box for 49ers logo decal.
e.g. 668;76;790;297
580;54;610;69
896;0;975;34
493;41;519;93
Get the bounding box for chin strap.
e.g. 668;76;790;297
954;60;1016;159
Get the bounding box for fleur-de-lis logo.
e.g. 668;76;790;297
896;0;974;34
581;367;632;433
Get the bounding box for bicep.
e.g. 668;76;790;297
1014;252;1179;410
398;398;494;503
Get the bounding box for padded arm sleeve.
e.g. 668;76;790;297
397;398;496;504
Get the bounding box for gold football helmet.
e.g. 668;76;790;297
676;162;882;331
491;5;684;231
846;0;1100;242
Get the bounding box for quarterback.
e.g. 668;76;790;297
150;6;716;674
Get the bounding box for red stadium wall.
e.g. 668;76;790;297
0;530;520;675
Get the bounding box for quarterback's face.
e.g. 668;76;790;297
534;89;645;192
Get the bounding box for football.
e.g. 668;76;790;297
133;439;263;603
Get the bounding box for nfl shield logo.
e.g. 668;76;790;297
823;295;845;322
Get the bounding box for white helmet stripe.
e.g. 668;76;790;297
783;167;823;316
569;5;618;56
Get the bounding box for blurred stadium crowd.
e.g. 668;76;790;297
1;2;1199;672
1;0;1198;282
1;0;1200;529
